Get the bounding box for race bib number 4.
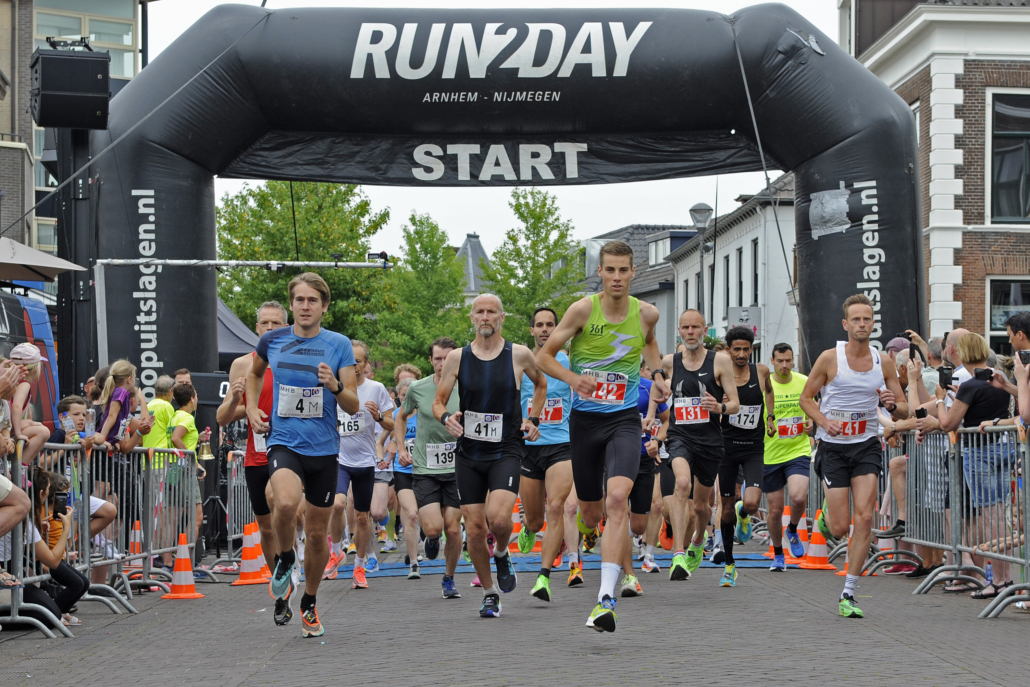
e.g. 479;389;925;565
278;385;322;418
529;398;565;425
674;397;709;425
777;416;805;439
337;409;365;437
425;442;456;469
729;405;762;430
826;410;869;437
581;370;627;405
464;411;503;443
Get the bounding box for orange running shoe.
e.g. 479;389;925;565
301;605;324;638
567;561;584;587
352;565;368;589
323;551;341;580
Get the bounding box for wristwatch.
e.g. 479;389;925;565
721;403;726;414
528;417;540;427
440;412;451;426
651;369;667;382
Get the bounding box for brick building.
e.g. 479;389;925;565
840;0;1030;353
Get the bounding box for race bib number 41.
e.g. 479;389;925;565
674;397;709;425
581;369;627;405
278;385;322;418
729;405;762;430
465;411;502;443
777;416;805;439
425;442;456;469
826;410;869;437
529;398;565;425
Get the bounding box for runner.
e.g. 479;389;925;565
518;307;575;604
246;273;358;638
659;310;740;583
638;359;669;576
326;340;394;589
394;337;464;600
714;326;771;586
800;294;908;618
216;302;288;598
537;240;668;633
434;294;546;618
382;377;421;576
762;342;813;572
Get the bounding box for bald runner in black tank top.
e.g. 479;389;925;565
665;350;725;488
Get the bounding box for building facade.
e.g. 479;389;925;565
841;0;1030;353
454;231;492;305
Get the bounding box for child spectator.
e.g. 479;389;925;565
8;344;50;465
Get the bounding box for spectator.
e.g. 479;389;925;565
42;471;91;625
1001;312;1030;424
0;357;27;400
1;391;13;463
935;332;1015;599
164;382;205;569
173;368;191;386
92;360;138;450
8;344;51;465
142;376;175;450
0;461;30;589
83;376;95;398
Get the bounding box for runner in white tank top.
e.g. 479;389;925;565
801;295;909;619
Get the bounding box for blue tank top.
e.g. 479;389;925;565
521;351;572;446
392;407;417;474
638;378;668;455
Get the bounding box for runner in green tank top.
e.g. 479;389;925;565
538;240;668;634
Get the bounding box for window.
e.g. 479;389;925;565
683;279;689;312
648;238;670;266
991;94;1030;223
708;264;715;320
988;279;1030;354
695;272;702;313
722;255;729;318
751;239;759;305
34;7;138;80
911;101;920;146
736;247;743;307
34;128;57;190
34;218;57;255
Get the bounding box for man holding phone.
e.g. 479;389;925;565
1004;313;1030;424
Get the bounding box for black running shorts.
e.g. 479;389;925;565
394;471;414;493
521;443;572;481
665;435;723;489
413;472;460;510
815;437;883;490
629;453;656;515
454;452;521;506
267;445;337;508
570;407;642;503
244;464;272;517
718;444;764;499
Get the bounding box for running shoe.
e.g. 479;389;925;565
816;506;836;545
735;501;753;543
323;551;342;580
719;564;738;587
273;596;293;626
583;528;600;553
377;527;387;543
659;519;673;551
685;532;708;574
480;593;501;618
471;575;482;588
269;556;296;601
703;536;714;555
495;554;517;593
408;563;421;580
839;593;864;618
367;556;380;574
425;536;441;560
517;526;536;554
620;574;643;598
553;540;567;570
404;554;424;565
769;554;786;572
346;541;357;555
568;562;584;587
381;539;398;553
576;510;593;536
442;574;461;599
486;532;496;556
296;537;305;563
586;595;617;633
301;605;324;638
669;553;690;581
641;555;660;574
711;545;726;565
874;520;906;538
352;566;368;589
884;563;917;575
531;574;552;602
785;528;805;559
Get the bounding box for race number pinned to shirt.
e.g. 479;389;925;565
114;417;130;441
337;409;365;437
581;369;627;405
464;411;502;443
777;416;805;439
826;410;869;437
278;385;322;418
425;442;456;469
674;397;709;425
529;398;564;425
253;431;268;453
404;439;414;455
729;405;762;430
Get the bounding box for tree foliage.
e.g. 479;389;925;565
375;213;469;381
217;182;389;345
479;188;584;347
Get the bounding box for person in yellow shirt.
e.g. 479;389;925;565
143;376;176;450
161;382;206;569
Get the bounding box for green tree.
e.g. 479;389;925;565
217;181;389;344
479;188;583;347
376;213;469;381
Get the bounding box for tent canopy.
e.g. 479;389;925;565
217;298;257;372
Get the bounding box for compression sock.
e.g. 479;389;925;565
300;593;315;613
720;521;735;565
599;562;620;602
539;568;551;578
788;521;798;534
277;548;295;571
774;546;784;557
713;529;724;548
842;574;858;599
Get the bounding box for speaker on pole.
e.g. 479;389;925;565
30;48;111;130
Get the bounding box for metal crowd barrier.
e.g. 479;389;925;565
209;451;254;570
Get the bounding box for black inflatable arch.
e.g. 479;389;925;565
93;2;922;396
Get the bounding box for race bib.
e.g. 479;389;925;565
777;416;805;439
464;411;503;443
337;409;366;437
729;405;762;430
529;398;564;425
277;385;322;418
404;438;414;454
674;397;709;425
114;417;130;441
252;431;267;453
581;369;627;405
826;410;869;437
425;442;457;469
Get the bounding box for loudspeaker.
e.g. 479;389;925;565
30;49;111;130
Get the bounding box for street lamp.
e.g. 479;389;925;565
690;203;713;321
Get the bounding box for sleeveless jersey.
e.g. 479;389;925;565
763;372;810;465
569;294;645;414
816;342;883;445
521;350;572;446
668;350;724;448
244;351;275;468
392;407;417;475
722;363;765;447
457;341;524;460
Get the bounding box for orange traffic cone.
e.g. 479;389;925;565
125;520;143;570
765;506;793;558
161;533;205;599
253;523;272;578
232;523;269;586
799;510;838;571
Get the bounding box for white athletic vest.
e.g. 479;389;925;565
816;341;883;445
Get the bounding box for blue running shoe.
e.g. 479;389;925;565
786;528;805;559
367;556;380;574
734;501;753;543
269;555;296;601
769;554;786;572
425;536;441;560
495;553;517;593
719;564;738;587
442;574;461;599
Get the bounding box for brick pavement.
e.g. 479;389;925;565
1;538;1027;687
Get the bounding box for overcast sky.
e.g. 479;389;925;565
146;1;839;254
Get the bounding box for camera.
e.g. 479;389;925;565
974;368;994;382
895;332;911;341
1019;350;1030;366
938;367;953;389
915;408;927;419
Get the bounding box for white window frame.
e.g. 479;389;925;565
986;275;1030;342
984;87;1030;228
34;7;139;81
33;217;58;254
